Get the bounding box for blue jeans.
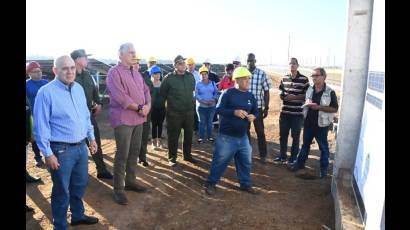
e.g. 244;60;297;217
296;126;330;172
197;106;216;139
207;133;252;189
49;141;89;230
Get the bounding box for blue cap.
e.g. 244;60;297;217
149;65;161;76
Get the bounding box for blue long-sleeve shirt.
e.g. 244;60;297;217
33;79;94;157
195;80;219;108
26;79;48;111
216;88;258;138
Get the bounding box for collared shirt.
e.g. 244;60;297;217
279;71;310;115
195;80;218;108
33;79;94;157
106;63;151;128
248;67;273;109
75;69;101;111
26;78;48;111
190;70;201;84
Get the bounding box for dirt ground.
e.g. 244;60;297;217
26;77;336;230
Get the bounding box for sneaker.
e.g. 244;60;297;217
113;191;128;205
240;187;258;195
97;171;113;179
197;139;204;144
207;137;215;143
124;183;147;193
204;183;216;195
184;157;198;164
71;215;99;226
288;162;305;172
273;157;287;163
168;160;177;167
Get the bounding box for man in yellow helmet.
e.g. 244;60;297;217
204;67;258;195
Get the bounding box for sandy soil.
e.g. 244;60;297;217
26;76;336;230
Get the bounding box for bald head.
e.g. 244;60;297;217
53;55;76;85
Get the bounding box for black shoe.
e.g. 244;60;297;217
184;157;197;164
273;157;287;163
97;171;113;179
26;205;34;212
288;162;305;172
26;171;41;183
240;187;258;195
139;160;149;167
71;215;99;226
204;183;216;195
124;183;147;193
113;191;128;205
207;137;215;143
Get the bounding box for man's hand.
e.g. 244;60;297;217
308;103;321;110
46;155;60;170
263;107;269;118
93;104;102;116
234;109;248;119
89;140;97;154
141;105;150;116
247;114;256;123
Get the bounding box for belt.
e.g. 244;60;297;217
50;138;86;146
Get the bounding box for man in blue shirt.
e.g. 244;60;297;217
204;67;258;195
26;61;48;167
33;55;99;229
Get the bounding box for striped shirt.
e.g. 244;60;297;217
279;71;309;115
248;68;273;109
33;79;94;157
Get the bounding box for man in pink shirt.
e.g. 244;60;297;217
106;42;151;205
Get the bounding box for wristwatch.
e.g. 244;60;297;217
136;104;143;113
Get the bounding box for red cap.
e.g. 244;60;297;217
26;61;41;74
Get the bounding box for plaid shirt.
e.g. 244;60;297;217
248;68;273;109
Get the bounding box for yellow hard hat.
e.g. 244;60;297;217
232;67;252;80
132;54;142;62
186;57;195;65
199;65;209;74
148;56;157;63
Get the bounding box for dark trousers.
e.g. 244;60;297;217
85;115;108;174
194;104;199;131
31;141;43;163
296;126;330;172
139;112;151;162
151;107;166;138
247;108;267;158
279;113;304;162
167;112;194;162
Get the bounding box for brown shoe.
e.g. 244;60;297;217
124;183;147;193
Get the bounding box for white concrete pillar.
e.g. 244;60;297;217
333;0;374;178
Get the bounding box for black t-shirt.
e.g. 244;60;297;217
305;85;338;129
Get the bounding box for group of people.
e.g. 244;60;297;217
26;42;338;229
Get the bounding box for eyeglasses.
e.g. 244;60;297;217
30;70;42;73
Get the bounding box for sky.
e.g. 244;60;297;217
26;0;348;66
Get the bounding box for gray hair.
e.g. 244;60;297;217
314;67;327;78
118;42;134;55
53;55;73;68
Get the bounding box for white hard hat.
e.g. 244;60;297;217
233;56;241;62
203;58;211;64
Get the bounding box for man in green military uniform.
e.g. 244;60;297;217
71;49;113;179
160;55;197;166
